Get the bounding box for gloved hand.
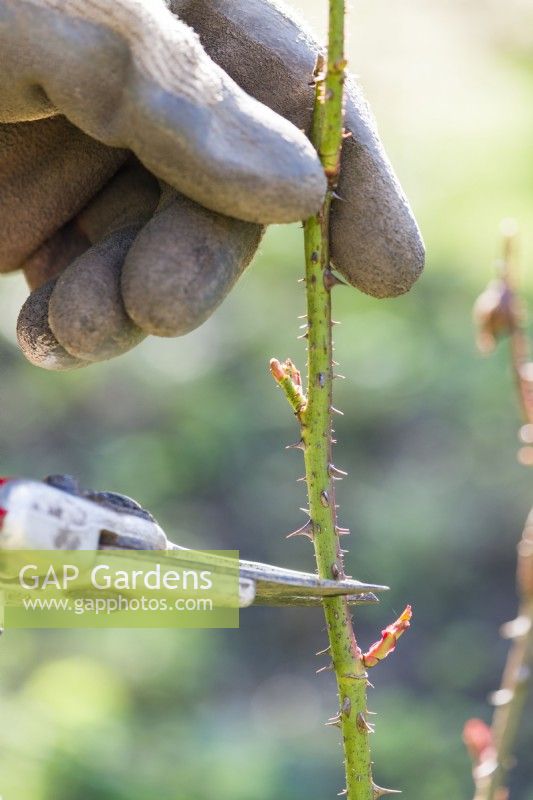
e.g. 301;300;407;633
1;0;425;371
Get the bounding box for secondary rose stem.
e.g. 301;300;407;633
470;229;533;800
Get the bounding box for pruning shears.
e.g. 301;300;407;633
0;475;387;608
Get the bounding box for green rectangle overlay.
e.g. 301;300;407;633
0;550;241;628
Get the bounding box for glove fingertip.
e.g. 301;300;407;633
17;279;88;371
48;228;145;362
122;193;263;337
330;194;425;299
330;81;425;298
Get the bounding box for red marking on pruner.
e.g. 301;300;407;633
0;477;13;487
0;507;7;527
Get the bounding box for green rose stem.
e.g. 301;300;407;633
270;2;410;797
301;7;374;798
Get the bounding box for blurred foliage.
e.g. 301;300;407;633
0;0;533;798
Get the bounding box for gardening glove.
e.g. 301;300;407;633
1;0;425;371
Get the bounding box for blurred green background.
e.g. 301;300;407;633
0;0;532;797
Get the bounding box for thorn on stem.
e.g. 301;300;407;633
373;785;401;799
286;440;305;451
316;645;331;656
336;526;350;537
324;269;347;290
286;520;314;541
329;464;348;478
357;712;375;734
489;688;514;707
500;615;531;640
358;592;380;605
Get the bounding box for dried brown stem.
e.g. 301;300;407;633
468;224;533;799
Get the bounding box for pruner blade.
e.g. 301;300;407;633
166;545;388;609
237;558;388;608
